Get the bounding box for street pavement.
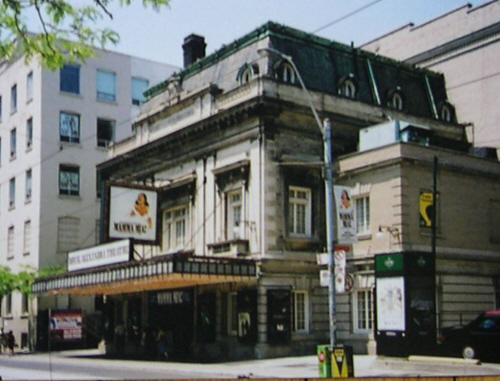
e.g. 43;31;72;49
2;349;500;379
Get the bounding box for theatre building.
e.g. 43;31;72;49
32;22;497;360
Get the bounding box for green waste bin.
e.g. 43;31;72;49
317;344;332;378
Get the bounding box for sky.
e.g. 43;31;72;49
35;0;490;68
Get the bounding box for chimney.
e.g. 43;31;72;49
183;34;206;68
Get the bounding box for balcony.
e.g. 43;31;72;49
207;239;249;257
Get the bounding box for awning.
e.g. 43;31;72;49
32;254;258;296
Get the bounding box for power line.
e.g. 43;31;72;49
312;0;384;34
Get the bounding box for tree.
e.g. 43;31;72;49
0;266;17;317
0;0;170;69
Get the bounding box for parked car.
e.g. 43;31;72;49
439;310;500;362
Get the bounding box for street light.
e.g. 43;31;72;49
258;47;337;350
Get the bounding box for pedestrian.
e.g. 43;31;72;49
156;328;168;360
6;331;15;356
141;325;156;358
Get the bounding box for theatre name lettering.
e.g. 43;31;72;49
68;239;131;272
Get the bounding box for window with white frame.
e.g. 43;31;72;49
132;77;149;105
23;220;31;255
57;216;80;252
59;165;80;196
10;84;17;113
25;169;32;202
60;64;80;94
355;196;370;234
97;118;115;147
60;112;80;143
96;70;116;101
10;127;16;159
27;71;33;101
163;205;188;252
9;177;15;209
7;226;15;259
227;292;238;335
278;62;296;84
226;189;242;240
288;186;311;237
26;117;33;149
354;289;374;332
293;291;309;333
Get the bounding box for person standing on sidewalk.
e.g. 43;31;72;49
6;331;16;356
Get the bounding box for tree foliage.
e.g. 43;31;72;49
0;265;65;300
0;0;170;69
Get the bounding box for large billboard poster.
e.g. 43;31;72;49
376;276;406;331
50;309;83;342
334;186;357;244
108;185;158;242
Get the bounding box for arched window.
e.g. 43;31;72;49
439;102;455;123
237;63;259;85
337;74;357;99
280;62;296;84
387;87;404;110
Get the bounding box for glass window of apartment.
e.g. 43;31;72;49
10;84;17;113
96;70;116;101
9;177;15;209
132;77;149;105
23;220;31;255
97;118;115;147
226;189;242;240
356;196;370;234
163;206;188;252
0;95;3;121
25;169;32;202
288;186;311;237
6;293;12;314
354;289;373;332
59;165;80;196
278;62;295;84
26;117;33;149
21;293;29;314
60;112;80;143
293;291;309;333
10;127;16;159
27;71;33;101
60;64;80;94
57;216;80;252
7;226;14;259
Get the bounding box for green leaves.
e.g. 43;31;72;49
0;265;66;298
0;0;170;69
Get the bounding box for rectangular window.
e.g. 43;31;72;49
0;137;2;166
27;71;33;101
60;112;80;143
226;189;242;240
23;220;31;255
489;199;500;243
26;117;33;149
163;206;188;252
57;216;80;252
97;70;116;101
293;291;309;333
9;177;15;209
132;77;149;105
25;169;32;202
0;95;3;121
21;293;29;314
60;64;80;94
97;118;115;147
59;165;80;196
7;226;15;259
356;196;370;234
354;289;374;332
288;186;311;236
11;84;17;113
10;128;16;159
6;294;12;314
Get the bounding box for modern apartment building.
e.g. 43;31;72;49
0;48;177;348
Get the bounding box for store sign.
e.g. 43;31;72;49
68;239;130;272
108;185;158;242
155;290;192;305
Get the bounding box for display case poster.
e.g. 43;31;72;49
50;309;83;342
376;277;406;331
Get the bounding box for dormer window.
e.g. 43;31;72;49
337;75;357;98
237;63;259;85
438;101;455;123
387;87;404;110
276;62;296;84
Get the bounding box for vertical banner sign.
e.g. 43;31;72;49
419;191;433;227
334;186;357;244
